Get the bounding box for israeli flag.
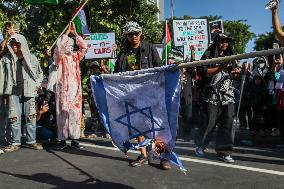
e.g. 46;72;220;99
91;65;186;172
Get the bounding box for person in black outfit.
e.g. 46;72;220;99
194;33;239;163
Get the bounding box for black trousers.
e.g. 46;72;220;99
195;102;235;155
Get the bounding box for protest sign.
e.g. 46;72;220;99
84;33;116;59
209;20;224;43
173;19;209;47
183;43;208;61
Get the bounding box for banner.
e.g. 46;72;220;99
173;19;209;47
84;33;116;59
209;20;224;43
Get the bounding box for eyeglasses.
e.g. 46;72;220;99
127;32;141;38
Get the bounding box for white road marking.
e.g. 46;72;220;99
79;142;284;176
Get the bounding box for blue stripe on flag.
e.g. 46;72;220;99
164;68;181;149
90;75;111;134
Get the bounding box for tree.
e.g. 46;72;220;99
0;0;163;70
254;30;279;50
223;20;255;54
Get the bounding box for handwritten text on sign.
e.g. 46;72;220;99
173;19;209;47
84;33;116;59
184;43;208;61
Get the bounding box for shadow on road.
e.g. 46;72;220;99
0;170;134;189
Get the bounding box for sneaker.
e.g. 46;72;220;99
130;155;148;167
4;145;20;152
29;143;43;150
71;140;83;149
0;149;4;154
54;140;68;150
195;147;205;157
217;154;235;163
160;159;171;170
271;129;281;137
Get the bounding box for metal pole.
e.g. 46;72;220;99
237;74;246;118
177;48;284;69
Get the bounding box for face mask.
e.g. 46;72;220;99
258;63;265;69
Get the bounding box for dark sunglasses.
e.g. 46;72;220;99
127;32;140;38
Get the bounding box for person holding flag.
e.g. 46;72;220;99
114;21;173;170
53;22;88;149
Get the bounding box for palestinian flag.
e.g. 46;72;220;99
27;0;60;4
162;21;172;64
72;3;91;35
109;59;116;74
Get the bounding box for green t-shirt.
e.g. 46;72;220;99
126;47;140;71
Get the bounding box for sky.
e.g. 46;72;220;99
164;0;284;52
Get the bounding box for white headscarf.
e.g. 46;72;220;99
56;35;74;55
7;33;37;82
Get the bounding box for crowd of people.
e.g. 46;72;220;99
0;2;284;172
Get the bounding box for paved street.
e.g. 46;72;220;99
0;136;284;189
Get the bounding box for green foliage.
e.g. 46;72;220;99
223;20;255;54
254;30;279;50
0;0;162;71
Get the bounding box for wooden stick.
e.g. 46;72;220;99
48;0;90;52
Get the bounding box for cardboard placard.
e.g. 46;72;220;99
209;20;224;43
84;33;116;59
183;43;208;61
173;19;209;47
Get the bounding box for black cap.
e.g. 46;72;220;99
213;33;232;43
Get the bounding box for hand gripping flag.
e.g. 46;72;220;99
90;65;187;173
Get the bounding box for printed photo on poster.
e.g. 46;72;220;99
209;20;224;43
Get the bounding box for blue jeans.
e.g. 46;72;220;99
8;95;37;145
36;125;56;140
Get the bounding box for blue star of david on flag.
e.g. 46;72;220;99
115;102;164;140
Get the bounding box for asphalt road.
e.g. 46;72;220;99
0;137;284;189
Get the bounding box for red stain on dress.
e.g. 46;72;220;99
53;35;88;140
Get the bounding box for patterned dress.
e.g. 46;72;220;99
53;35;88;140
